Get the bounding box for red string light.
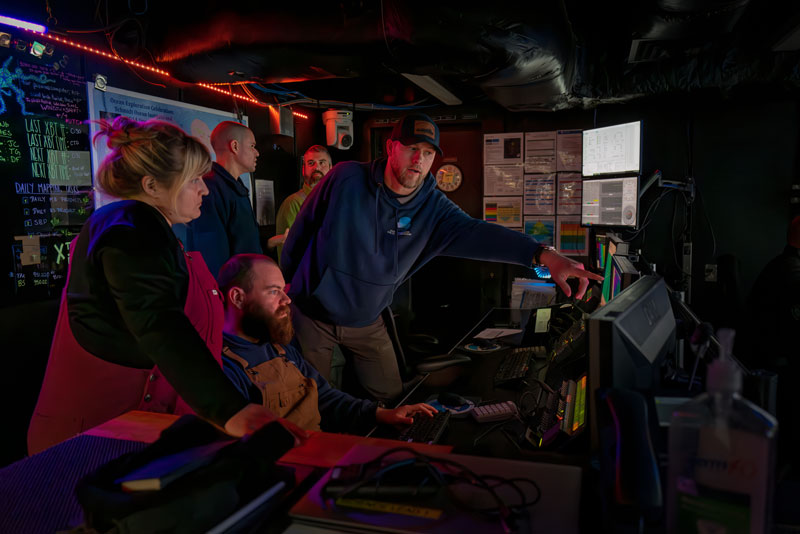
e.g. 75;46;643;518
292;111;308;119
23;29;266;106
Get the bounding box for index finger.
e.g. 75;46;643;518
573;268;604;282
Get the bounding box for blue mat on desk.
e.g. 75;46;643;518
0;434;146;533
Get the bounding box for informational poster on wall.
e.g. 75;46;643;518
524;131;556;174
87;83;249;207
483;132;523;165
484;164;523;196
484;196;522;228
254;179;275;226
2;44;92;302
556;130;582;172
556;173;582;214
523;174;556;215
556;216;588;256
523;216;556;247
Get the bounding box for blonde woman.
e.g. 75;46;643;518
28;117;299;454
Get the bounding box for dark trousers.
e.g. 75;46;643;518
291;304;403;403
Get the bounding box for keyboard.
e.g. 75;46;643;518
494;346;546;385
397;411;451;444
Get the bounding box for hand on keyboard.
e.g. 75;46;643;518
376;402;438;426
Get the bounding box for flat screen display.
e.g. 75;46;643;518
582;121;642;176
581;176;638;228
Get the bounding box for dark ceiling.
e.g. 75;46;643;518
7;1;800;111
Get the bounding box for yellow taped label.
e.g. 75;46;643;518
335;497;443;520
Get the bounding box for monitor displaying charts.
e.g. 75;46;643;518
581;176;638;228
582;121;642;177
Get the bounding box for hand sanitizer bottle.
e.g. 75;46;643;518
666;328;778;534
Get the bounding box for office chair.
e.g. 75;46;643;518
382;307;471;379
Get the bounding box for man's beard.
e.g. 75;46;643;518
305;170;324;187
240;302;294;345
390;159;424;191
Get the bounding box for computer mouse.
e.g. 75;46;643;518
437;391;468;407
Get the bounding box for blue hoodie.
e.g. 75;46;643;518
221;332;377;434
281;159;541;327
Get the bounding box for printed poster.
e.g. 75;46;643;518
255;179;275;225
556;216;588;256
484;196;522;227
556;130;582;172
483;133;523;165
557;173;582;215
484;164;523;196
524;131;556;174
87;83;248;208
523;174;556;215
524;216;556;247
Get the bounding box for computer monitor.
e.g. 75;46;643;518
581;175;639;228
588;276;676;446
592;230;609;271
582;120;642;177
599;234;629;304
610;254;640;300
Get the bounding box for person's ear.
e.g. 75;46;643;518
229;139;239;154
228;286;245;310
140;176;159;198
385;138;394;157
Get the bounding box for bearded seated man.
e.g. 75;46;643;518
217;254;436;434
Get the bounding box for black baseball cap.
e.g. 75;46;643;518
389;113;443;155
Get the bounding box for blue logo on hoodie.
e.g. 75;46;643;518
397;217;411;230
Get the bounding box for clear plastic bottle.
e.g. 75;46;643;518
666;328;778;534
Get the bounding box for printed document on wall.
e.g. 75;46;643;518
556;216;588;256
524;131;557;173
557;173;582;215
524;216;556;247
484;133;523;165
523;174;556;215
484;196;522;227
556;130;582;172
484;164;523;196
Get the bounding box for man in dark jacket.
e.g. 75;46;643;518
188;121;262;277
281;113;603;402
218;254;436;433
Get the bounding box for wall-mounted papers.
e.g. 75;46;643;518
556;216;588;256
255;180;275;226
484;196;522;227
484;164;523;196
524;131;556;173
556;130;582;172
483;133;523;165
524;174;556;215
523;216;556;247
556;173;582;215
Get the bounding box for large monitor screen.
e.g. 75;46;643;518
582;120;642;176
581;176;638;228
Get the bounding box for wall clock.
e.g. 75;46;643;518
435;164;462;192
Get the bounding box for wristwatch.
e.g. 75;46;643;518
533;245;556;265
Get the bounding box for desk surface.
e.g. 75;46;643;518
374;305;590;462
0;411;452;533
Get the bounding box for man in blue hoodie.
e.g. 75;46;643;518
218;253;437;433
281;113;603;402
187;121;262;278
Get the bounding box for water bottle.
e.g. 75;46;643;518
666;328;778;533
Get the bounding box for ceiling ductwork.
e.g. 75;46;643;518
18;0;800;110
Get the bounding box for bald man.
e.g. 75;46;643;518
187;121;262;277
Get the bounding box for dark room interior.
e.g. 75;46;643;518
1;1;798;532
